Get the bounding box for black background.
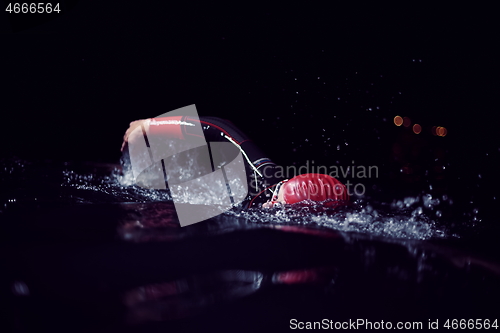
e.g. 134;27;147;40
2;3;500;332
1;2;499;218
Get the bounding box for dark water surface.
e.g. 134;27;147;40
1;158;500;332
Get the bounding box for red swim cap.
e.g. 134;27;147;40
281;173;349;204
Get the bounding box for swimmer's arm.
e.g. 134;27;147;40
121;116;194;151
120;119;151;152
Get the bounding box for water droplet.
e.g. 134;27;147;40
404;196;417;207
412;207;423;216
12;281;29;296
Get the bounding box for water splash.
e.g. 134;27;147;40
61;167;172;203
224;196;447;240
0;157;462;241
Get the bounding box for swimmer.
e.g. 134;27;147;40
121;117;349;209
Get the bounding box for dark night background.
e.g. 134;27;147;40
2;2;499;225
2;2;500;332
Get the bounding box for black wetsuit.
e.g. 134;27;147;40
122;116;284;208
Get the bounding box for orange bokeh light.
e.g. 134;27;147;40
431;126;437;136
437;127;447;137
413;124;422;134
394;116;403;126
403;117;411;127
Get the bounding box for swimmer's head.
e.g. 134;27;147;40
265;173;349;207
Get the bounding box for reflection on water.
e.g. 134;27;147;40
123;270;265;323
118;244;500;325
6;220;500;329
122;266;343;324
2;157;500;331
0;157;454;240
